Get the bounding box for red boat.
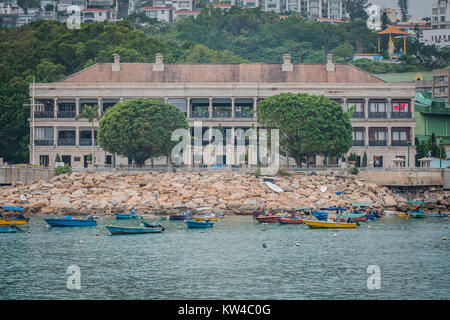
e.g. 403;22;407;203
279;217;304;224
255;215;281;223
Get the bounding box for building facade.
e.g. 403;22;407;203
29;53;416;169
432;0;450;29
415;68;450;103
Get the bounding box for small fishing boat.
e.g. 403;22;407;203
383;210;398;216
170;210;194;220
44;216;97;227
336;212;367;222
255;215;281;223
106;226;164;235
396;212;410;218
185;220;214;229
114;209;139;220
409;212;426;219
160;216;169;220
279;217;304;224
313;207;348;221
304;220;359;229
0;206;29;226
0;226;18;233
429;212;449;217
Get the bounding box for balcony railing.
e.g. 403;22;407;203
391;140;410;147
235;112;254;118
79;139;98;146
190;111;209;118
369;140;387;146
212;111;232;118
391;112;412;119
58;139;76;146
34;139;54;146
351;112;365;119
57;111;76;118
369;112;387;119
352;140;365;146
34;111;54;118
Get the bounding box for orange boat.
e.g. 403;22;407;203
279;217;304;224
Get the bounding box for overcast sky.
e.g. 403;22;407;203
368;0;434;19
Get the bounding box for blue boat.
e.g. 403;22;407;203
429;212;449;217
185;220;214;229
170;210;194;220
0;226;18;233
313;207;347;221
114;209;139;219
44;216;97;227
1;206;24;211
105;226;164;235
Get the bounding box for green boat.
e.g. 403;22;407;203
407;201;426;219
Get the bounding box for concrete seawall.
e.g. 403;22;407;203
0;167;54;185
358;168;444;187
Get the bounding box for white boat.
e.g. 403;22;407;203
383;210;397;216
265;181;283;193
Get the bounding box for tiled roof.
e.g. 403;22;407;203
58;63;386;84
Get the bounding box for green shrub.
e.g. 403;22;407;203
348;152;357;161
277;168;291;176
254;168;261;178
55;153;61;162
54;164;72;176
348;167;359;175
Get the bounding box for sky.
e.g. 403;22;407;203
368;0;433;19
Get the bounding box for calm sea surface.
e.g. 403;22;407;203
0;216;449;300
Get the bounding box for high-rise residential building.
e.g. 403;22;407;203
432;0;450;29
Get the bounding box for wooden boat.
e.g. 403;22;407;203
255;215;281;223
0;226;18;233
409;211;426;219
185;220;214;228
193;216;219;221
336;213;367;222
114;213;139;219
397;212;410;217
105;225;164;235
265;181;283;193
279;217;304;224
0;206;29;226
170;210;194;220
44;216;97;227
313;207;348;221
160;216;169;220
0;218;28;226
429;212;449;217
304;220;359;229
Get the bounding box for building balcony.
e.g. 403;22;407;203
369;112;387;119
57;111;76;118
369;140;387;147
190;111;209;118
352;140;365;146
79;139;98;146
34;139;54;146
58;139;76;146
391;140;410;147
351;112;365;119
391;112;412;119
235;111;254;118
34;111;54;118
212;111;232;118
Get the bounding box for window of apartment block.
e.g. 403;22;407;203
369;100;387;113
369;128;386;141
435;87;441;94
392;129;409;141
168;98;187;115
373;156;383;168
39;155;49;167
105;155;112;165
392;100;410;112
35;127;54;141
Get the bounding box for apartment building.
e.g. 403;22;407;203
415;68;450;103
29;53;416;169
432;0;450;29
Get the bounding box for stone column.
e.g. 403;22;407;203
186;97;191;118
209;97;213;119
387;97;392;118
54;98;58;118
387;126;391;147
410;98;415;119
365;127;369;147
231;97;235;118
164;97;169;104
75;97;80;117
119;97;124;102
54;126;58;146
253;97;258;119
76;126;80;147
342;98;348;112
97;97;102;117
365;98;369;119
411;126;415;146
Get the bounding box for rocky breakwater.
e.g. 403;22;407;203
0;171;449;216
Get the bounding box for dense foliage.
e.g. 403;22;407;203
257;93;353;167
97;98;189;166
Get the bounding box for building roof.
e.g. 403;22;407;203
57;63;387;84
378;26;409;35
376;72;433;82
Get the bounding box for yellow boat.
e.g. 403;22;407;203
192;216;219;221
0;218;28;226
396;212;410;218
304;220;358;229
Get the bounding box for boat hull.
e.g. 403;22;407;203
106;226;163;235
0;218;28;226
279;218;304;224
44;218;97;227
429;213;449;217
185;220;214;228
192;216;219;221
114;214;138;219
169;215;193;220
396;213;410;218
255;216;281;223
304;220;358;229
0;227;18;233
410;213;426;219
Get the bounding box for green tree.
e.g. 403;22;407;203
44;3;54;11
98;98;189;167
362;151;367;167
346;0;369;21
381;11;391;30
257;93;353;167
75;104;99;166
398;0;409;23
